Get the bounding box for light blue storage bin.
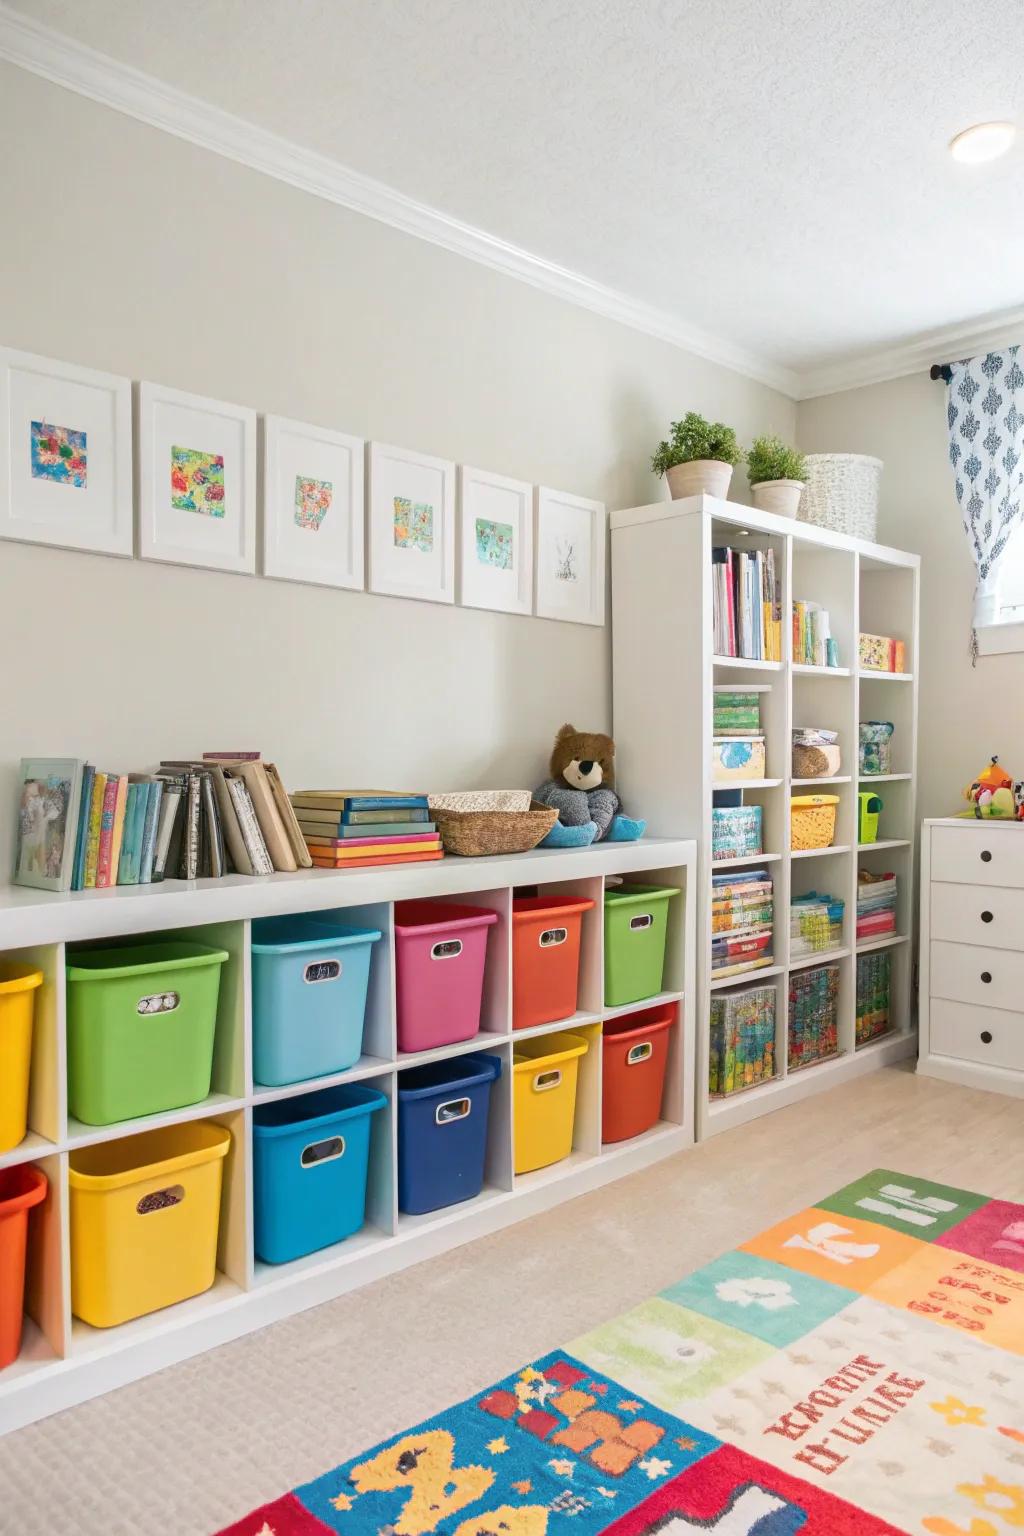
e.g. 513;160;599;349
253;1083;387;1264
251;915;382;1087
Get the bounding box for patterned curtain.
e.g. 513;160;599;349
946;345;1024;650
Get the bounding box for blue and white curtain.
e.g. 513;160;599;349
946;345;1024;640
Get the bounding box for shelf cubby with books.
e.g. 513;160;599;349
0;835;694;1434
611;493;919;1140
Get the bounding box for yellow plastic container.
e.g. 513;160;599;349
513;1030;588;1174
69;1121;230;1328
0;966;43;1153
791;794;839;851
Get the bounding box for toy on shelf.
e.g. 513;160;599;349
858;791;883;844
534;724;646;848
961;756;1018;819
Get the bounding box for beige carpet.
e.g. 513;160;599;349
1;1065;1021;1536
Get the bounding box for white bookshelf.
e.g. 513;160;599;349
0;836;694;1433
610;494;919;1139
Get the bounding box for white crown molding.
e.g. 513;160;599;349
0;2;799;399
796;308;1024;400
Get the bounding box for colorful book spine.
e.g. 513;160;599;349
94;776;120;888
71;765;94;891
117;784;140;884
107;776;129;886
83;772;107;889
308;850;444;868
139;780;163;884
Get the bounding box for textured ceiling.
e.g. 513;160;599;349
8;0;1024;375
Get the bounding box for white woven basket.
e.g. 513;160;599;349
798;454;882;541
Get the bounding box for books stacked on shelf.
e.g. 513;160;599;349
788;963;840;1069
712;546;782;660
856;949;892;1045
68;753;308;887
857;868;897;941
709;984;776;1097
289;791;443;869
712;689;762;735
790;891;845;956
711;868;773;977
792;600;840;668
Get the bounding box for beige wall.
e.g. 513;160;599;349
797;370;1024;822
0;64;795;874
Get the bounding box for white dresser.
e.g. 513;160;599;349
919;817;1024;1097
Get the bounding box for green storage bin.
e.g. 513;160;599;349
66;941;229;1126
604;885;679;1007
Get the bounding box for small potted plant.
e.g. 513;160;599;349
746;435;807;517
650;412;743;500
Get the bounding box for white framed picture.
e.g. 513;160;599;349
0;348;132;556
458;465;533;616
534;485;607;626
263;415;364;590
137;381;256;573
367;441;455;604
12;757;84;892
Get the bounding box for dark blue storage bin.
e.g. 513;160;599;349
397;1053;500;1215
253;1082;386;1264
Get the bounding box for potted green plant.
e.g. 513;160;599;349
650;412;743;500
746;435;807;517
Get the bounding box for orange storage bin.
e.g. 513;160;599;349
601;1002;675;1144
0;1163;47;1369
512;895;594;1031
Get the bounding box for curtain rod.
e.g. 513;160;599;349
930;363;953;382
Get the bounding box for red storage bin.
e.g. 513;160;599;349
0;1163;47;1369
512;895;594;1031
601;1002;675;1144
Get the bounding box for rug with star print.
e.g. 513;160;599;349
216;1169;1024;1536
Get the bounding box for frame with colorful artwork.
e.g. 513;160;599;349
0;347;132;556
534;485;606;626
367;441;456;604
12;757;84;892
458;465;533;616
137;381;256;573
262;415;365;590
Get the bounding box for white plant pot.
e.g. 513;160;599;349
751;478;804;517
665;460;734;501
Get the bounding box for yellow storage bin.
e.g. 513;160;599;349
513;1030;588;1174
791;794;839;851
0;966;43;1154
69;1121;230;1328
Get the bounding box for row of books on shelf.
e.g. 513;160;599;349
711;867;774;977
793;600;840;668
712;546;782;660
288;791;442;868
857;869;897;941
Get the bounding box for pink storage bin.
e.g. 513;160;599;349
394;901;498;1053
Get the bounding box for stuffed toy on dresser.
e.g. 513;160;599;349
534;724;646;847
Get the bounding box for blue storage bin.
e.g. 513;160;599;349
251;915;382;1086
397;1053;500;1215
253;1083;386;1264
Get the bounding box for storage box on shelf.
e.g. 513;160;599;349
0;835;693;1433
610;493;919;1140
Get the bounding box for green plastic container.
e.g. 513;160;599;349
603;885;679;1007
66;941;229;1126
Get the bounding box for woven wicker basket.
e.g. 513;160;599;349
798;454;882;541
431;802;557;858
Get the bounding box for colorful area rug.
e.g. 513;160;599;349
217;1169;1024;1536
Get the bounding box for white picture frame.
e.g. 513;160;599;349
458;465;533;616
137;381;256;573
534;485;607;626
0;348;132;556
12;757;84;892
262;415;365;590
367;441;455;604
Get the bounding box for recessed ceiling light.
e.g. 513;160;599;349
949;121;1016;164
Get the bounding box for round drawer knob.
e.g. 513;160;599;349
981;1030;993;1044
981;910;994;922
981;971;993;984
981;849;993;862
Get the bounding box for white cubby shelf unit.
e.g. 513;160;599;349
0;836;694;1434
610;494;919;1140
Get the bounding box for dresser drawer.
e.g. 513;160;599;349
931;826;1024;888
930;997;1024;1072
931;882;1024;951
930;939;1024;1011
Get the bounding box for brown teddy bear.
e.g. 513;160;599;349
534;724;646;847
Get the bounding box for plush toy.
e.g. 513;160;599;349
963;756;1016;818
534;723;647;848
1014;781;1024;821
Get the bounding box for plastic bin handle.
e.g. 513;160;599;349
539;927;567;948
301;1135;345;1167
533;1068;562;1092
304;959;342;983
136;1184;184;1214
627;1042;653;1066
136;990;180;1016
628;914;653;932
436;1097;471;1125
431;939;463;960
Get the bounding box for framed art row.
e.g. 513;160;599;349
0;345;606;624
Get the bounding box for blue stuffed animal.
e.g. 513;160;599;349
534;723;647;848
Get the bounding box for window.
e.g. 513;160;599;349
977;520;1024;654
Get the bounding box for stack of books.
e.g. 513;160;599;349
793;600;840;667
68;752;309;888
289;791;444;869
710;867;773;977
857;868;898;941
712;546;782;661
